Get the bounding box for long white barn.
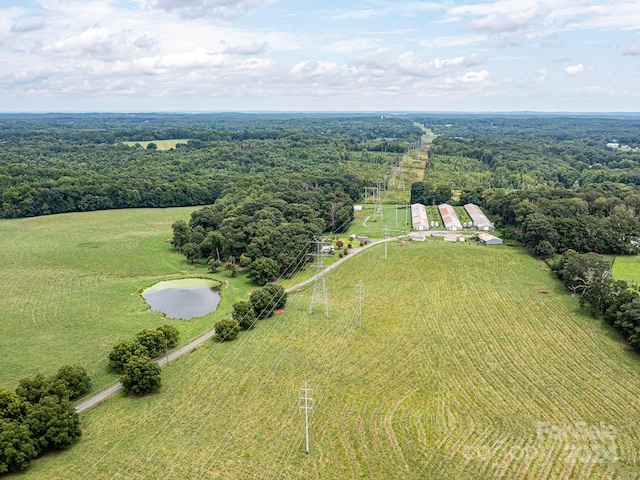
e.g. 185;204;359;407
464;203;493;230
411;203;429;230
438;203;462;231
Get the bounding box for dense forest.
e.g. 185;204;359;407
0;113;416;218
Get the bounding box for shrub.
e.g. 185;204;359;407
214;318;241;342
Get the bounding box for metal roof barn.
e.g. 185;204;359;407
464;203;493;230
438;203;462;231
478;233;503;245
411;203;429;230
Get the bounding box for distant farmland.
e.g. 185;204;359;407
121;139;189;150
24;239;640;479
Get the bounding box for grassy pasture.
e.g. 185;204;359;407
23;240;640;479
121;139;189;150
0;207;254;391
612;255;640;282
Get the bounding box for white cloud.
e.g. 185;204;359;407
43;27;134;59
144;0;272;20
537;68;547;81
11;17;46;33
623;43;640;55
565;63;584;75
467;7;548;33
457;70;489;83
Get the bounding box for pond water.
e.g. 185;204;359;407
142;278;221;320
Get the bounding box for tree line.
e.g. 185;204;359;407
0;365;90;474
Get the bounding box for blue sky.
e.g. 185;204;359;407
1;0;639;112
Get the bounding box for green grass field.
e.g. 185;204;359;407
612;256;640;282
121;139;189;150
0;208;254;392
20;237;640;479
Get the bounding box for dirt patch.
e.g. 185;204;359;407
274;309;284;314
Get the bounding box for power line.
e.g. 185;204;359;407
299;382;313;454
308;236;329;317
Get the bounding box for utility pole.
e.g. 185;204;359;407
356;281;364;328
308;236;329;317
299;382;313;454
384;227;389;260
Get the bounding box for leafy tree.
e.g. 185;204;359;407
15;374;57;405
248;257;280;285
232;301;256;330
214;318;241;342
613;297;640;347
262;283;288;310
239;254;252;268
208;258;223;272
410;182;427;205
25;395;81;454
0;419;36;474
523;214;559;249
120;356;162;395
146;142;157;150
156;324;180;348
250;287;276;319
532;240;555;260
225;262;238;277
135;329;168;358
51;365;91;400
0;388;30;422
182;243;200;264
108;339;148;373
171;220;192;252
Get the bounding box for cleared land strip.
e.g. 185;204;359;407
74;239;385;415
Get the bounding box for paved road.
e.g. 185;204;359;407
74;237;392;415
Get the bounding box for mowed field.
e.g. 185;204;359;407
22;239;640;479
0;207;254;392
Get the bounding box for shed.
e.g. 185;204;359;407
478;233;503;245
407;232;426;242
444;233;465;242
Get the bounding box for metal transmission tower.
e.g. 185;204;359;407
356;281;364;328
308;236;329;317
299;382;313;454
372;179;385;222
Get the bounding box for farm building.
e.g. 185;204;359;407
407;232;426;242
464;203;493;230
411;203;429;231
478;233;503;245
438;203;463;231
444;234;465;242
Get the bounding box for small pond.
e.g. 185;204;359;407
142;278;221;320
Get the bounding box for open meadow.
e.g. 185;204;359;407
0;207;254;392
20;238;640;479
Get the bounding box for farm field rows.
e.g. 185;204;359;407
0;207;254;391
24;239;640;479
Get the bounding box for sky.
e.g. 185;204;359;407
1;0;639;112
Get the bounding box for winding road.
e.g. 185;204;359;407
74;238;387;415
